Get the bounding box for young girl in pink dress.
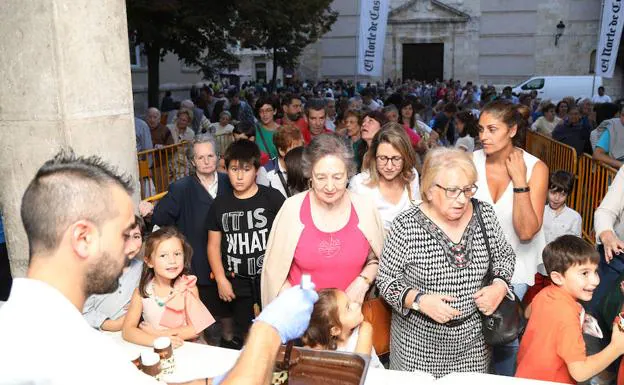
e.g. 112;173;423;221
122;227;214;348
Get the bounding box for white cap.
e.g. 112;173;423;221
153;336;171;349
141;351;160;366
128;348;141;360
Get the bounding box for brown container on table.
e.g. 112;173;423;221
141;351;162;380
154;336;176;375
272;346;370;385
130;350;142;370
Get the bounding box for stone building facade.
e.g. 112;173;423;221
299;0;623;97
130;47;282;114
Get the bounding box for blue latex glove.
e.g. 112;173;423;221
255;284;319;343
212;371;227;385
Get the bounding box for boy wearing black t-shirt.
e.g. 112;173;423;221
207;139;285;348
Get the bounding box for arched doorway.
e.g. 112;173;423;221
402;43;444;82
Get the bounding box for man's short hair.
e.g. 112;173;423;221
224;139;261;170
21;149;133;258
305;98;327;117
232;121;256;138
549;170;575;194
361;88;373;97
543;235;599;276
281;93;302;107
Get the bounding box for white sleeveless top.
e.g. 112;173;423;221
472;149;546;285
349;169;421;231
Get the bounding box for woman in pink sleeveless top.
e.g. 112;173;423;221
261;134;385;306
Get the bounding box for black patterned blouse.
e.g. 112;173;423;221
376;200;515;377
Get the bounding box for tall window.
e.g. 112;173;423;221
590;50;596;74
255;62;267;83
129;31;144;69
130;44;142;68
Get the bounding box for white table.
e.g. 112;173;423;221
105;332;435;384
435;372;566;385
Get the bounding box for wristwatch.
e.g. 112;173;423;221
411;292;425;312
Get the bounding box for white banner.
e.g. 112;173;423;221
596;0;624;78
357;0;390;77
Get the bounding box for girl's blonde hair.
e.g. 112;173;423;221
138;226;192;298
420;148;477;203
364;123;417;198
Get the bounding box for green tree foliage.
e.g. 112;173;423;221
126;0;337;106
236;0;338;91
126;0;239;107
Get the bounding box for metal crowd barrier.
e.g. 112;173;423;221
145;191;168;203
137;134;234;201
137;141;192;199
525;132;578;206
574;154;618;244
525;132;618;245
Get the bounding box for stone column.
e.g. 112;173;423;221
0;0;138;277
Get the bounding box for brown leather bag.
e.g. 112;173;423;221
361;297;391;355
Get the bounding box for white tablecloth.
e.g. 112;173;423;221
105;332;435;384
435;372;565;385
106;332;563;385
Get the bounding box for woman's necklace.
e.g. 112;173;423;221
150;281;174;307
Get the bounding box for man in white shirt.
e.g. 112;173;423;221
362;87;381;111
0;150;162;385
0;149;318;385
592;86;612;103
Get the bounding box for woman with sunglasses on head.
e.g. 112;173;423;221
261;134;385;307
473;100;548;376
349;123;420;231
376;148;515;377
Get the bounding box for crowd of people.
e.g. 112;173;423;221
4;76;624;384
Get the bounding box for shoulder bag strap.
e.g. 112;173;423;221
472;198;493;285
275;161;292;198
256;124;276;159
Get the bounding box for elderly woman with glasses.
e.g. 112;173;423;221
349;123;420;231
261;134;385;306
376;148;515;378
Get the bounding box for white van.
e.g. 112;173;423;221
512;76;602;103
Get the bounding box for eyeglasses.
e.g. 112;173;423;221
376;155;403;166
435;184;478;199
312;174;348;188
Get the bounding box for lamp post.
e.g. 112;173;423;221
555;21;566;46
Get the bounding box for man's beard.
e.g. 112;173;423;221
287;112;300;121
84;251;125;296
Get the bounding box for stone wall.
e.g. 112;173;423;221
302;0;623;97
